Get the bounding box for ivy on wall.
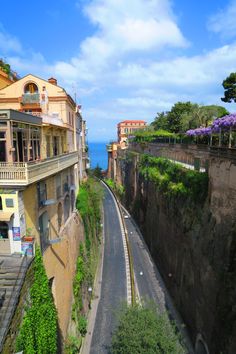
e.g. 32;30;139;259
15;248;58;354
139;155;208;203
105;178;125;199
65;178;102;353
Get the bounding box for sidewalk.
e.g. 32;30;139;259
80;209;105;354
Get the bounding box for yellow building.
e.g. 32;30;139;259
0;75;89;338
0;109;78;255
0;74;88;254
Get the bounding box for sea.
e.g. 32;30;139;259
88;142;108;171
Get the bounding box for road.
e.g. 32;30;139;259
122;208;195;354
89;185;127;354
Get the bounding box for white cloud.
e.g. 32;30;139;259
117;43;236;89
0;26;22;54
53;0;188;85
208;1;236;39
1;1;235;142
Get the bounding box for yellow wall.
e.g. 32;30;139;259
43;212;84;338
0;74;76;152
22;184;39;241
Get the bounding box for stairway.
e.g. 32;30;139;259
0;254;31;352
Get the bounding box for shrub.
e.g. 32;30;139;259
78;315;87;336
139;155;208;202
111;304;185;354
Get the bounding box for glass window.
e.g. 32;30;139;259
24;82;38;94
5;199;14;208
0;222;8;239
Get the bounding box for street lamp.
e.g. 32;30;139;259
88;286;92;309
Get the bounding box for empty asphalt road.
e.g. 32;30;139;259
90;185;127;354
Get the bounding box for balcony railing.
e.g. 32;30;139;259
21;93;40;104
0;152;79;186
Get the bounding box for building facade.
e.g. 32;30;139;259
0;74;88;255
117;120;147;148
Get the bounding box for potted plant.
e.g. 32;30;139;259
23;228;34;242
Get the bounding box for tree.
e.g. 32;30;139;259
221;72;236;103
151;112;169;131
91;164;103;179
111;304;185;354
166;102;197;133
181;105;229;130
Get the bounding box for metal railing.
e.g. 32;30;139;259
0;152;79;186
21;93;40;104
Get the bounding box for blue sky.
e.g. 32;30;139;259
0;0;236;141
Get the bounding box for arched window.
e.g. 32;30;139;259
24;82;38;94
0;196;2;210
0;222;8;239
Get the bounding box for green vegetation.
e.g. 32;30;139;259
65;178;103;352
111;304;185;354
105;178;125;199
0;59;11;75
65;336;82;354
221;72;236;103
151;102;229;134
76;178;103;253
139;155;208;203
90;164;103;179
131;129;176;143
15;248;58;354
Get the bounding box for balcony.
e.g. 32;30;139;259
106;144;112;152
21;93;40;105
0;152;79;186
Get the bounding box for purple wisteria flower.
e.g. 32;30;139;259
211;113;236;132
186;113;236;136
186;127;212;136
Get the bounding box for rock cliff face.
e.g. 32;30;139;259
118;151;236;354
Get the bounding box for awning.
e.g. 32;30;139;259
0;212;14;222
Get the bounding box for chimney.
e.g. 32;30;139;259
48;77;57;85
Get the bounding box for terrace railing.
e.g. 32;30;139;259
0;152;79;186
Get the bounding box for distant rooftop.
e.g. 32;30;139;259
118;120;146;124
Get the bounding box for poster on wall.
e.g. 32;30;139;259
12;227;21;241
21;242;34;256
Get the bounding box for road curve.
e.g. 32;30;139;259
90;184;127;354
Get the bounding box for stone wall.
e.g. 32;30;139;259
43;211;84;338
117;148;236;354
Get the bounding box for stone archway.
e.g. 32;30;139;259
195;334;209;354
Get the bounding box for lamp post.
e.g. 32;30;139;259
88;286;92;309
